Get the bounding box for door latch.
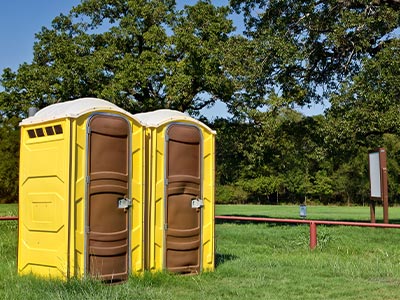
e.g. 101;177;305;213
118;198;132;209
191;198;204;209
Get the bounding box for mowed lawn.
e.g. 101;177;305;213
1;204;400;299
216;203;400;222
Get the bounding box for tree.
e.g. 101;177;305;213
326;39;400;147
382;134;400;204
237;175;284;203
0;116;20;203
0;0;237;202
224;0;399;204
165;1;235;113
213;118;255;184
214;107;329;204
1;0;398;205
0;0;236;115
229;0;400;109
310;170;334;203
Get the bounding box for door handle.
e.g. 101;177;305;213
191;198;203;209
118;198;132;209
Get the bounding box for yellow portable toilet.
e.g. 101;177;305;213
135;109;216;274
18;98;145;282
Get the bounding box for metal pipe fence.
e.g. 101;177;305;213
4;215;400;249
0;216;18;221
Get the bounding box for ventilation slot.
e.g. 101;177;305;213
54;125;63;134
27;124;63;139
45;126;55;136
27;130;36;138
35;128;45;137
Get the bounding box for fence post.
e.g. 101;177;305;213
310;222;317;250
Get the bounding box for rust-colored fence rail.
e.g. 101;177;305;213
215;215;400;249
0;216;18;221
4;215;400;249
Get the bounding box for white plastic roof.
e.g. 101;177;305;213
20;98;215;133
20;98;139;126
134;109;216;133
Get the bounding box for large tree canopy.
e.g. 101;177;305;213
230;0;400;109
326;39;400;150
0;0;235;116
1;0;399;204
0;0;237;202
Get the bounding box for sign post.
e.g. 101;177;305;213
368;148;389;223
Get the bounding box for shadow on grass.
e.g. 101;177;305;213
215;253;238;268
216;214;295;226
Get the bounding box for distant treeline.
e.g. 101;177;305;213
213;115;400;206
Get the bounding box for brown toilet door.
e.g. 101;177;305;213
165;124;202;273
86;114;131;282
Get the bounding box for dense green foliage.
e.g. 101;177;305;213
1;0;399;204
0;117;19;203
214;112;400;205
214;0;400;204
230;0;400;108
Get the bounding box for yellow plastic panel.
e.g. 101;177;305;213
20;149;65;185
201;130;216;271
152;126;167;272
145;125;164;272
18;121;71;279
18;228;68;278
131;122;145;273
72;117;87;278
74;197;84;277
24;191;64;231
19;264;66;279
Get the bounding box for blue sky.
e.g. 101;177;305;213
0;0;325;117
0;1;81;72
0;0;228;72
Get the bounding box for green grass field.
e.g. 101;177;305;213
216;204;400;222
2;204;400;299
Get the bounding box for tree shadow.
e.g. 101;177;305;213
215;253;238;268
215;214;284;225
381;218;400;225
